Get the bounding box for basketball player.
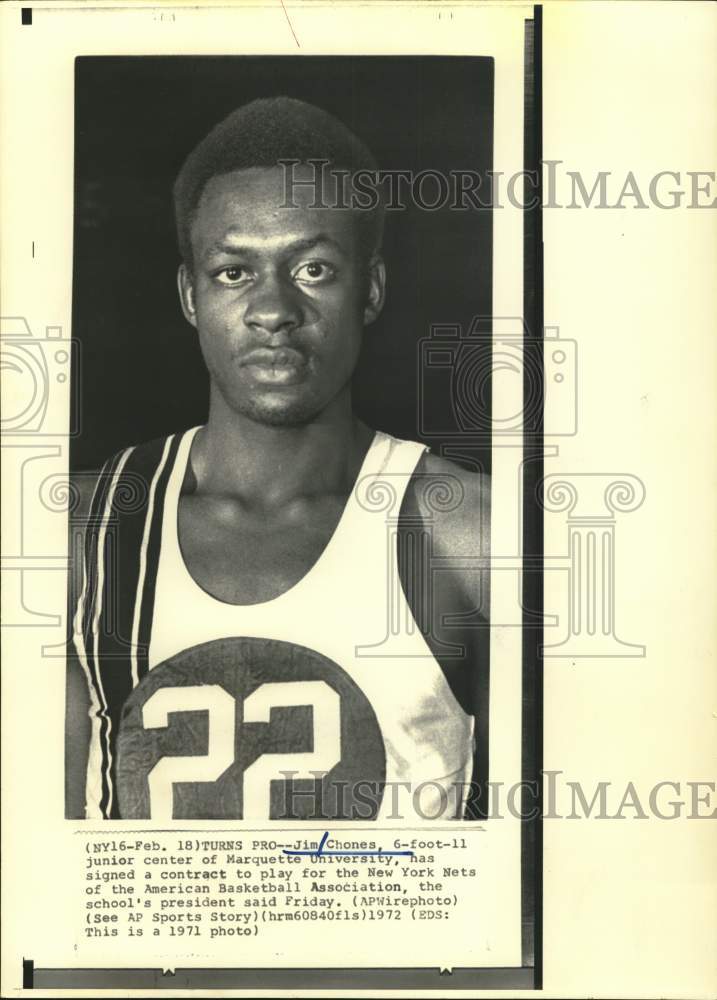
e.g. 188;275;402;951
66;97;490;822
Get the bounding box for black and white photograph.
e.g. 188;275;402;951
2;2;715;997
65;55;502;826
59;39;537;984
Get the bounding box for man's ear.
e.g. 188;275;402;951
177;263;198;329
363;254;386;326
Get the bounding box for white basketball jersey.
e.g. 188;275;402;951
77;427;475;820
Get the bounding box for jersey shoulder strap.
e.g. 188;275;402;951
73;431;184;818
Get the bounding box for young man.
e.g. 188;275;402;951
67;97;490;821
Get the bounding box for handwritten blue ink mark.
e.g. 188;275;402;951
282;831;414;860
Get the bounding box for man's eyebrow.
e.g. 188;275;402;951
202;233;346;258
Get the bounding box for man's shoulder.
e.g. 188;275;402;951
67;431;183;596
409;449;490;520
415;449;490;499
404;448;490;557
69;430;186;518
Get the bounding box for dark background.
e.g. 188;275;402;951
71;56;493;471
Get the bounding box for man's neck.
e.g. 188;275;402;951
189;390;373;506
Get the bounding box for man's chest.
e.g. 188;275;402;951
177;493;344;604
175;491;484;693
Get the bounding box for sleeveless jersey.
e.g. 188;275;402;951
74;427;475;821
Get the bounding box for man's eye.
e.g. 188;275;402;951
215;266;251;286
292;261;336;285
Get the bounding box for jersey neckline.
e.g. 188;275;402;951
167;424;391;611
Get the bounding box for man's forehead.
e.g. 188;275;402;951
192;166;359;251
202;231;348;258
198;164;341;212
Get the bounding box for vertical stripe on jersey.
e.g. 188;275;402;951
90;447;134;818
130;436;175;688
96;434;181;819
74;434;181;818
73;454;118;818
74;447;133;818
135;434;181;683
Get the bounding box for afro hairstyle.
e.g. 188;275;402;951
173;96;385;268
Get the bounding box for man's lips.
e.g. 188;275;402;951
239;347;308;385
240;348;306;368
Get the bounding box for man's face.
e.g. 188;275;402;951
178;166;385;427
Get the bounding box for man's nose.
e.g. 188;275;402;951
243;274;302;336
